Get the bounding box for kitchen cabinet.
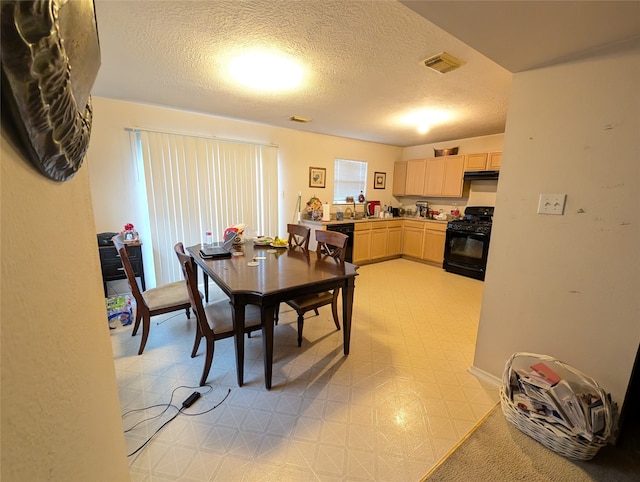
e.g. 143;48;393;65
370;223;388;260
405;159;426;195
422;222;447;264
353;220;403;264
401;220;424;258
387;223;402;256
353;223;371;264
404;156;464;198
424;155;465;197
464;151;502;171
488;151;502;169
392;161;407;196
401;220;447;265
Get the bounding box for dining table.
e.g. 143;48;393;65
186;242;359;389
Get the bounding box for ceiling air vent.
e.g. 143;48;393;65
422;52;464;74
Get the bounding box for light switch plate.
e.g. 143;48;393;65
537;194;566;215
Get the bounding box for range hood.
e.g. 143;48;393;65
464;170;499;181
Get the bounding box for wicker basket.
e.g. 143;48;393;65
500;352;612;460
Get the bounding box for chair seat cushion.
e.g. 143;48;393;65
203;300;263;333
285;291;333;312
142;280;190;310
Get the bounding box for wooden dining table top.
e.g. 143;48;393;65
186;242;359;389
187;243;359;298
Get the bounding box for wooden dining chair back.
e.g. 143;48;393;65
287;223;310;251
315;230;348;262
174;243;263;386
112;234;192;355
284;230;349;346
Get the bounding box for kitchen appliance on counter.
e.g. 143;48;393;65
416;201;429;218
366;201;380;216
443;206;494;281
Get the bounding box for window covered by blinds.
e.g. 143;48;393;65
333;158;367;203
132;130;278;285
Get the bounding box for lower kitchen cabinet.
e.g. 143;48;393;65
353;220;403;264
422;223;447;264
352;219;445;266
353;223;371;264
370;223;388;260
387;224;402;256
401;220;447;265
401;221;424;258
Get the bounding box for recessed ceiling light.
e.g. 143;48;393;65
401;109;451;134
229;52;303;91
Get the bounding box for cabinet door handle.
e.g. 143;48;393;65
117;267;124;271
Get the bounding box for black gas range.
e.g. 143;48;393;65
443;206;494;280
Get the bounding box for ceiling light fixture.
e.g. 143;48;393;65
401;109;451;134
289;115;311;123
229;51;303;91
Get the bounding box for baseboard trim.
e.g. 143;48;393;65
468;365;502;387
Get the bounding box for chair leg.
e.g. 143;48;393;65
137;314;151;355
274;303;280;325
200;339;214;386
331;301;341;330
131;310;142;336
313;308;319;316
191;322;203;358
331;288;341;330
297;312;305;347
185;307;191;319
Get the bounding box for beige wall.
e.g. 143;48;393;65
88;97;402;234
1;133;129;479
474;39;640;407
87;98;402;287
401;133;504;161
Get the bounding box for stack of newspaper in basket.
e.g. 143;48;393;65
500;352;615;460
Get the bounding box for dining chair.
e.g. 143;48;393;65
174;243;263;386
284;230;349;347
287;223;310;251
273;224;311;327
112;234;192;355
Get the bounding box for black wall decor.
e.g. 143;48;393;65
0;0;101;182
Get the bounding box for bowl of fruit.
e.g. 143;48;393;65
269;236;288;248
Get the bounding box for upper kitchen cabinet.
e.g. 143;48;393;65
488;151;502;169
405;159;427;195
424;155;465;197
464;151;502;171
392;161;407;196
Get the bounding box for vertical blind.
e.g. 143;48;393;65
132;130;278;286
333;158;367;203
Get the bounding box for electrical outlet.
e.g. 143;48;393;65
537;194;566;215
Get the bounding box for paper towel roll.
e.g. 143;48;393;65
322;203;331;221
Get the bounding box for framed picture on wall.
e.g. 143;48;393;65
374;172;386;189
309;167;326;188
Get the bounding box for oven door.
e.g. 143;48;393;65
443;229;490;280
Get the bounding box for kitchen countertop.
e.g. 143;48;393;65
302;216;450;226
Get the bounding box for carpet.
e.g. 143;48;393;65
422;403;640;481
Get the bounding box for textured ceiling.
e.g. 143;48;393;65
92;1;639;148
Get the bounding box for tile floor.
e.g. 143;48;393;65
110;258;500;481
